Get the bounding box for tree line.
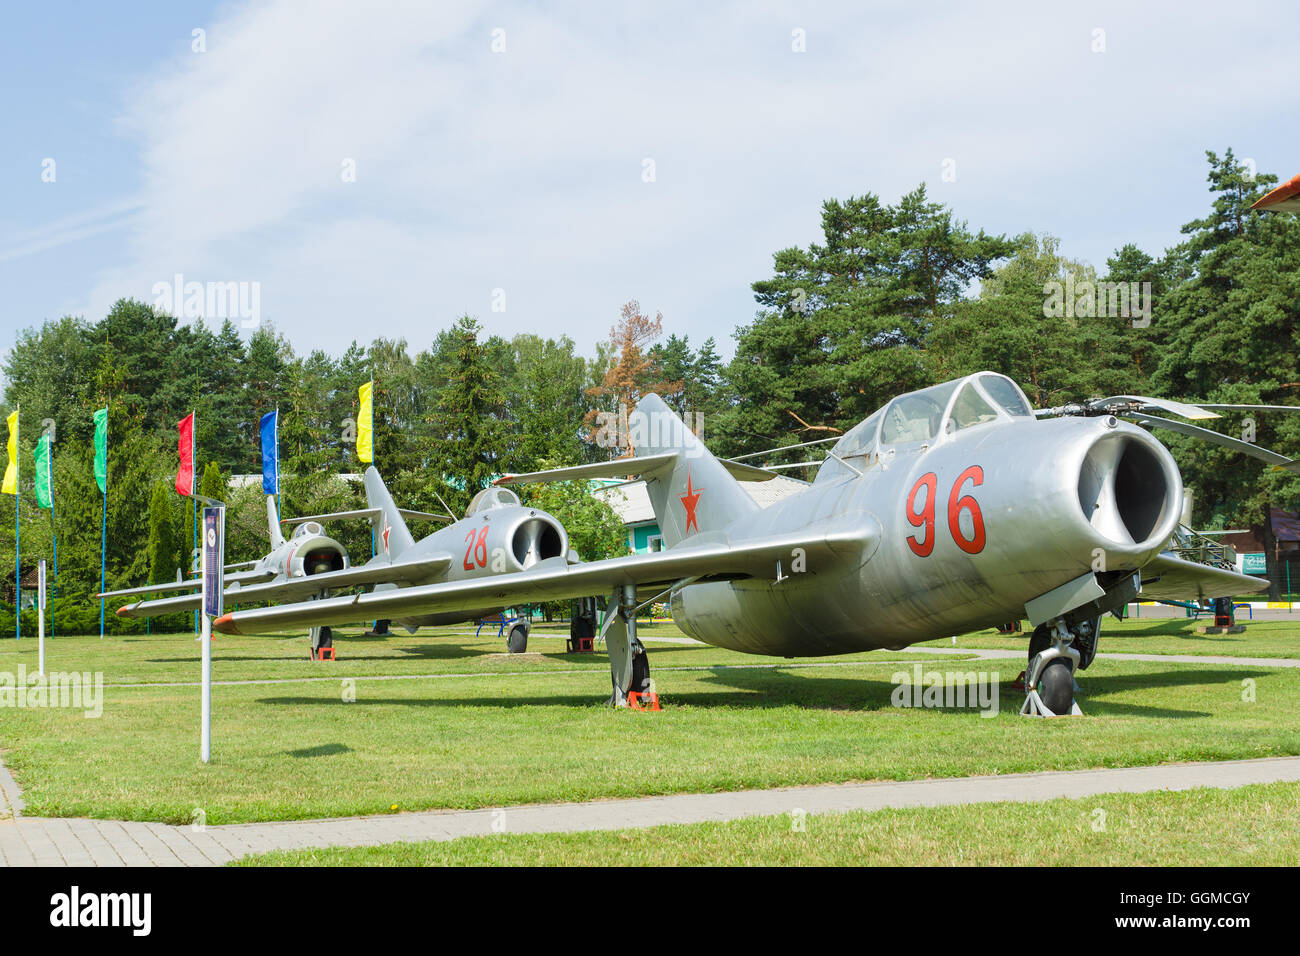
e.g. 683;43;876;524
3;147;1299;632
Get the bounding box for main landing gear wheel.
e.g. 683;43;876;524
507;622;529;654
630;648;650;694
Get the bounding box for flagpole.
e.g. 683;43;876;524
192;415;198;637
99;480;106;640
14;404;19;642
98;407;107;639
47;434;57;598
370;377;376;560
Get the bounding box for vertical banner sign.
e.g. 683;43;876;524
202;507;224;618
33;433;52;507
93;407;108;639
176;412;196;497
1;409;16;495
177;411;197;635
92;408;108;494
259;410;279;495
357;380;374;463
33;430;57;595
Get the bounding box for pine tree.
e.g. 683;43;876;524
147;482;178;584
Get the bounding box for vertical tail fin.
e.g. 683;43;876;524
632;393;757;548
363;466;415;559
266;495;286;550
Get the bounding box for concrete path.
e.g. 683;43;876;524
900;645;1300;668
1;752;1297;867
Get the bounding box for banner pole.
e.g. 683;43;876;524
193;498;198;637
14;405;19;642
37;559;45;677
49;438;58;596
200;526;212;764
99;484;106;639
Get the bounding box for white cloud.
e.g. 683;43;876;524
68;0;1300;356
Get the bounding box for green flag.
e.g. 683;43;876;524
93;407;108;494
34;433;53;508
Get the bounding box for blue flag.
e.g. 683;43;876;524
259;410;279;495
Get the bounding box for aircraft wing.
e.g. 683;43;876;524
115;554;454;619
498;453;775;485
214;523;876;634
1138;553;1269;602
99;566;276;600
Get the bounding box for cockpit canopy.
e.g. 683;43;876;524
290;521;324;539
815;372;1033;483
465;486;521;517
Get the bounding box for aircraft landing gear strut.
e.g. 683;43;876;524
310;625;334;661
1021;618;1083;717
602;584;650;707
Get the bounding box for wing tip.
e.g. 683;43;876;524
213;613;239;635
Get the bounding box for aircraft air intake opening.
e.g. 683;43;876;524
303;547;346;575
511;516;566;569
1077;430;1180;550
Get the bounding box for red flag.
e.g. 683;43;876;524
176;412;195;497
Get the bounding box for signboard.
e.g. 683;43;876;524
37;559;47;610
202;506;225;617
1241;552;1267;575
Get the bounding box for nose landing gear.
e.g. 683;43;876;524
1021;618;1086;717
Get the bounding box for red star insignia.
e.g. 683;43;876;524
680;471;703;535
382;526;392;552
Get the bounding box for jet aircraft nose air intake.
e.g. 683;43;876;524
1076;424;1182;553
511;515;566;569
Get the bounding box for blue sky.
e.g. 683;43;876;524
2;1;1297;365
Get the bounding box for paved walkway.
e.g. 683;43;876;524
1;752;1297;867
900;646;1300;668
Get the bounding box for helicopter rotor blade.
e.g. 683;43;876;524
1094;395;1220;420
1195;403;1300;413
1129;414;1300;471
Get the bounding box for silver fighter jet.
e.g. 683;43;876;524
213;373;1285;714
113;468;572;656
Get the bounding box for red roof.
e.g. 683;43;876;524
1252;173;1300;212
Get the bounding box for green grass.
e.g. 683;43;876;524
917;616;1300;659
233;781;1300;866
1;626;1298;825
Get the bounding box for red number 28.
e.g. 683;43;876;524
463;525;489;570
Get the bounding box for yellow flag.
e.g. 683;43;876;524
357;381;374;463
1;410;16;495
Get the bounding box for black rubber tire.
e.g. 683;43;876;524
507;624;528;654
318;627;333;649
1027;623;1051;664
1037;657;1074;715
630;651;650;693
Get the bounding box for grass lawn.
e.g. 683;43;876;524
916;617;1300;659
1;625;1298;825
233;781;1300;866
